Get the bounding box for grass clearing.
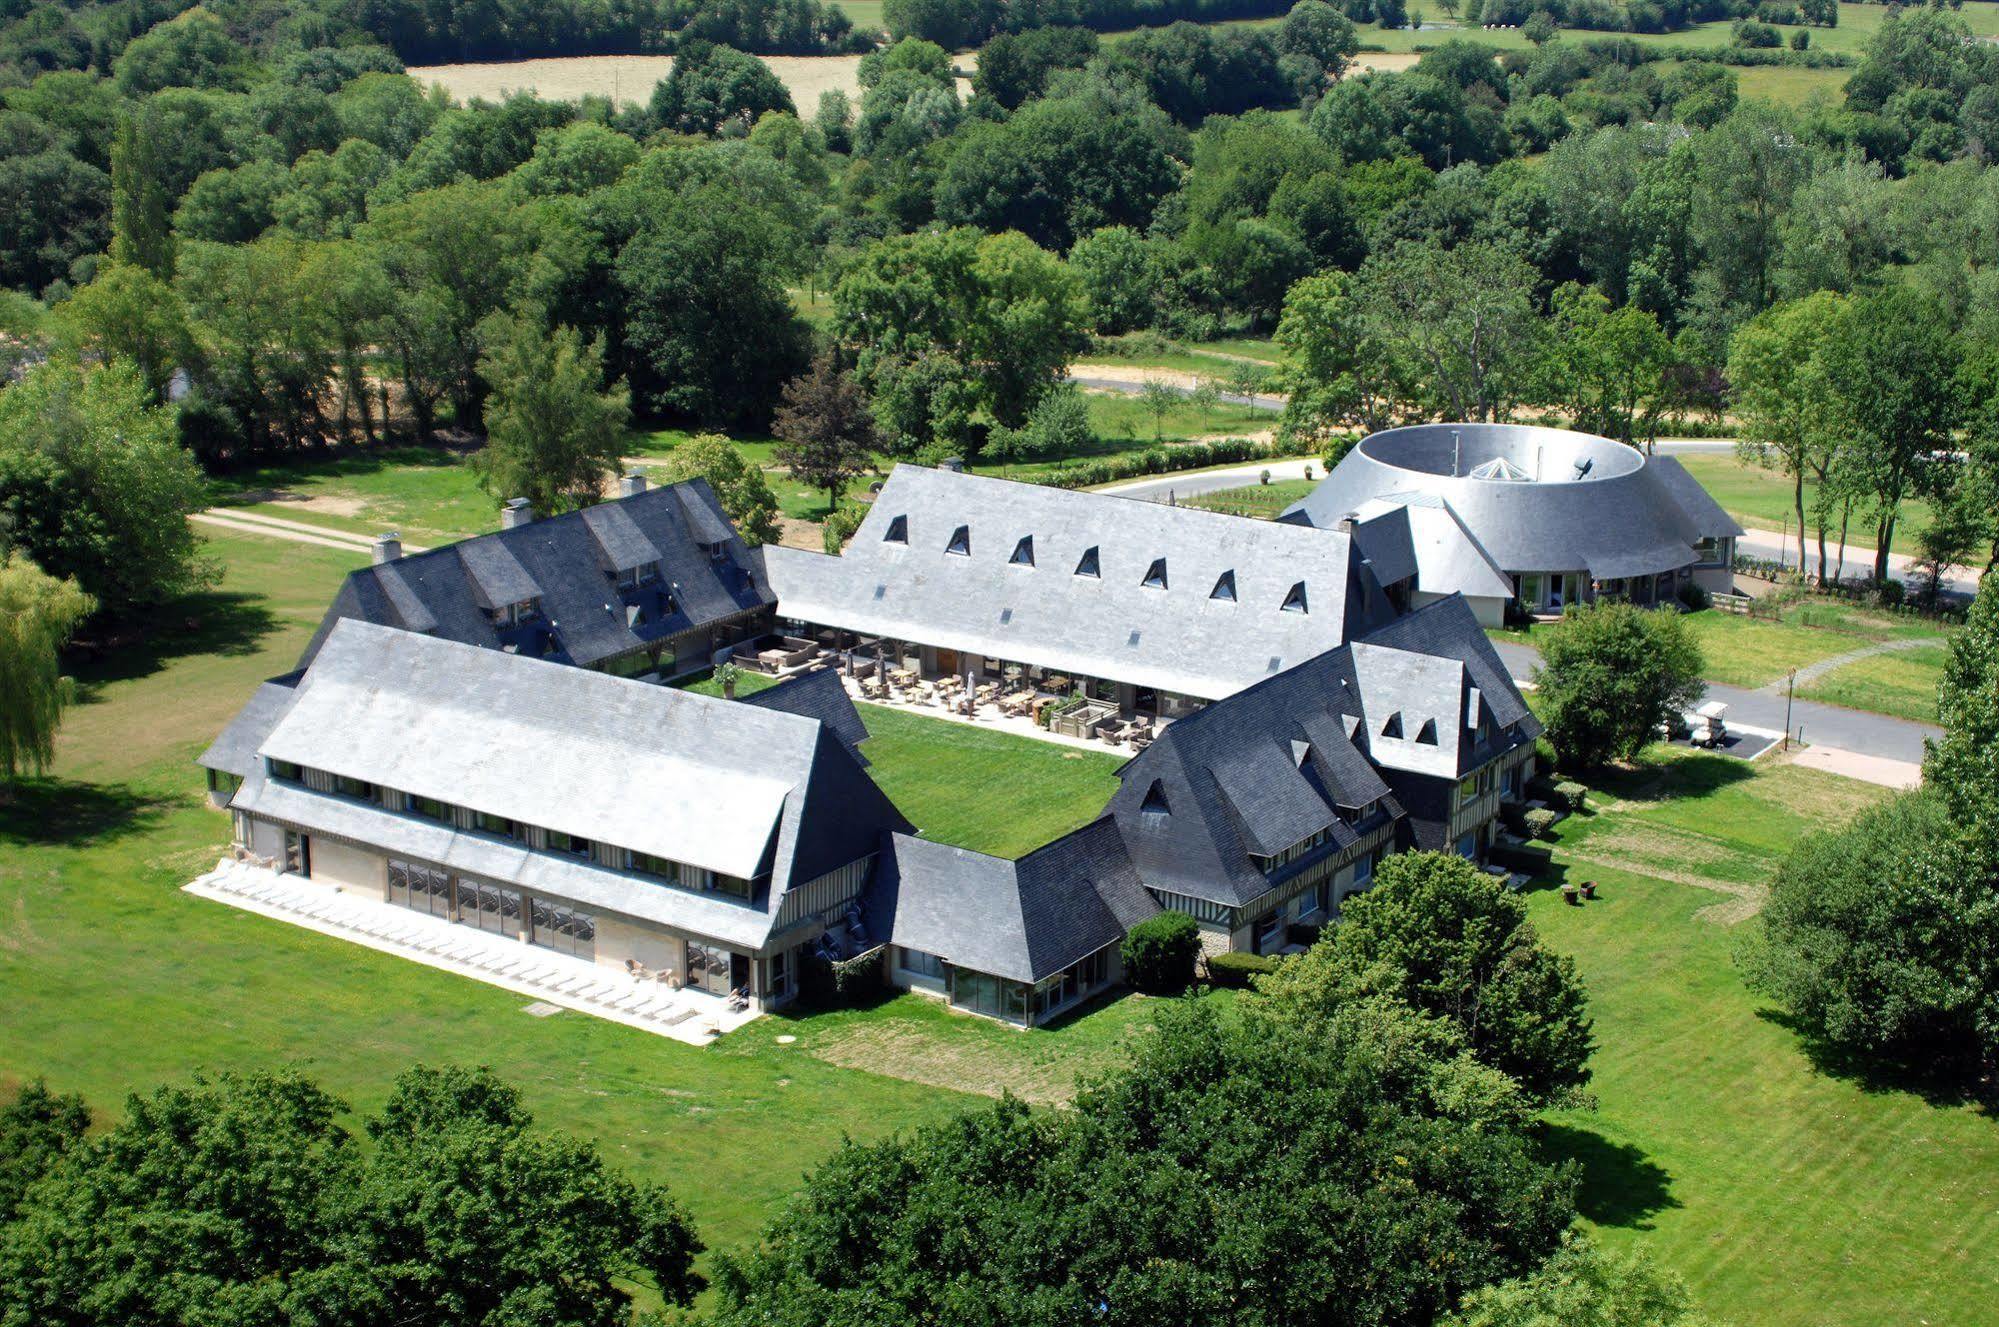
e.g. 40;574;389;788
1182;477;1318;518
1081;389;1275;443
210;445;496;545
1797;639;1951;723
1671;451;1932;557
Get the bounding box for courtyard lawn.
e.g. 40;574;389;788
856;704;1127;857
0;528;973;1285
1796;639;1951;724
1081;389;1277;443
1527;752;1999;1325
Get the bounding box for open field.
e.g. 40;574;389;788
7;519;1998;1324
1671;451;1932;558
1529;749;1999;1326
1182;476;1316;517
408;49;976;110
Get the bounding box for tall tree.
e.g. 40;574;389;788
0;358;211;617
654;435;782;546
107;115;174;278
1818;288;1962;583
1275;270;1411;438
1538;283;1674;451
56;262;194;403
0;553;94;790
1360;240;1541;423
773;353;878;512
1726;292;1844;577
472;309;630;517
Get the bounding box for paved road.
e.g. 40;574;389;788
1491;640;1939;765
1735;527;1983;599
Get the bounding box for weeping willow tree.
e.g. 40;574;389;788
0;552;94;791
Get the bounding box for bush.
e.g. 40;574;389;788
1551;780;1588;813
1676;580;1711;611
1489;840;1553;875
1206;949;1284;989
1523;808;1559;839
801;945;887;1007
1121;912;1201;994
822;501;866;553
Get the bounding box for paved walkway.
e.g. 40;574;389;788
1734;527;1981;599
1780;636;1935;689
185;858;759;1043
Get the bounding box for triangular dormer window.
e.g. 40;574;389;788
1010;536;1034;567
1140;780;1171;821
1291;739;1311;767
1416;718;1439;745
1076;546;1100;578
1281;581;1308;614
883;514;908;544
1211;570;1236;602
1142;558;1167;590
945;525;970;557
1381;712;1403;740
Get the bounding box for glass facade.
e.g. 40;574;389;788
528;897;594;958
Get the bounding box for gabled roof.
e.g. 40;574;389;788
743;668;873;767
867;819;1157;983
1354;494;1514;602
1107;596;1537;907
298;479;772;672
197;676;302;777
242;620;906;896
763;465;1405;701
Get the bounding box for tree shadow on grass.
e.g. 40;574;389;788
0;779;171;848
66;591;281;701
1753;1007;1996;1114
1593;752;1756;806
1536;1120;1680;1230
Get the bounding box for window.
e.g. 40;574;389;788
899;946;945;979
1075;545;1100;578
1009;535;1034;567
283;830;311;878
268;758;303;783
712;872;753;900
1210;570;1236;602
1353;854;1374;887
628;850;679;883
494;597;541;626
388;859;453;917
409;793;452;823
1140;780;1172;822
1415;718;1438;745
1281;581;1308;614
615;561;659;589
333;773;376;802
530;897;594;958
945;524;970;556
460;879;523;936
1458;773;1480;806
1380;712;1403;739
206;769;242;797
1141;558;1167;590
883;514;908;544
475;810;517;840
1255;909;1286;955
769;948;793;1000
548;830;592;858
1294;882;1326;921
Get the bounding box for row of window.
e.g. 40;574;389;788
386;859;597;958
886;516;1310;613
265;759;754;900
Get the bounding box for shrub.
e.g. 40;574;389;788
1122;912;1201;994
1489;841;1553;875
1552;780;1588;812
801;945;888;1007
1523;808;1559;839
1206;949;1283;989
822;502;866;553
1676;580;1711;611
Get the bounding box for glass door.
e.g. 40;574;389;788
686;939;735;995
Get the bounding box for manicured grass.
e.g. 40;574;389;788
1797;640;1951;724
1671;451;1931;557
856;703;1126;857
1527;755;1999;1326
1182;477;1317;518
1082;390;1276;443
3;530;974;1288
209;446;498;545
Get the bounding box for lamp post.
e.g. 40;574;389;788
1784;668;1796;751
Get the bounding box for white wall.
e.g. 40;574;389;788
1413;588;1505;628
311;838;384;898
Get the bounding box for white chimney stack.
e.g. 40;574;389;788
372;532;402;564
501;498;534;530
619;473;648;499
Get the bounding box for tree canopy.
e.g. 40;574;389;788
1534;600;1705;769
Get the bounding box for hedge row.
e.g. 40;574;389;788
1206;950;1286;989
1033;435;1344;492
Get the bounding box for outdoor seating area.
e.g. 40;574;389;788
730;635;823;675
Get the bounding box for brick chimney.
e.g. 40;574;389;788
619;473;648;498
372;532;402;564
501;498;534;530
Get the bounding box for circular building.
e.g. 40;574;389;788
1282;423;1741;617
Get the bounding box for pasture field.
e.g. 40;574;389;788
408;48;977;110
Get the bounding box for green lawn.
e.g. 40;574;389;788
1182;477;1318;518
1797;639;1951;723
1671;451;1933;558
1526;749;1999;1326
209;446;497;545
1081;389;1276;442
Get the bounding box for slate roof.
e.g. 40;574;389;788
1353;494;1515;602
1284;424;1741;583
298;479;772;672
1107;596;1538;908
763;465;1406;701
228;622;910;941
866;819;1158;983
198;676;302;777
743;668;873;767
